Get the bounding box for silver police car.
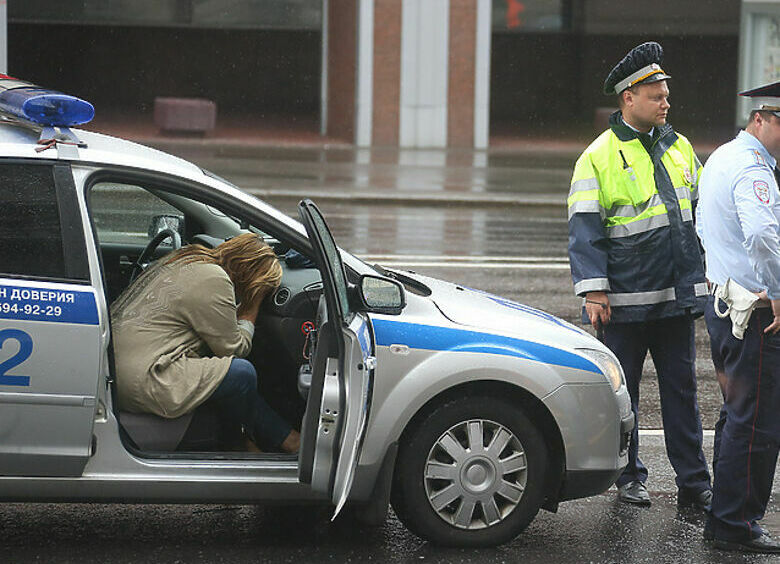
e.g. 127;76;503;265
0;82;632;547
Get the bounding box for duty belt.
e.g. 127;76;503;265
709;283;771;308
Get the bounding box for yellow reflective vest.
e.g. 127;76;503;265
567;112;707;323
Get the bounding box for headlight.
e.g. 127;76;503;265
577;348;624;392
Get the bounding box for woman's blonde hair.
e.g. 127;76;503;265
165;233;282;306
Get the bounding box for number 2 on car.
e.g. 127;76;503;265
0;328;33;386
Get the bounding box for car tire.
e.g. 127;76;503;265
391;395;548;547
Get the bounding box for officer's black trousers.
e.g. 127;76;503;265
603;314;711;493
705;297;780;542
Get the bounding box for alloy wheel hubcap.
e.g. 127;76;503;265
424;418;527;530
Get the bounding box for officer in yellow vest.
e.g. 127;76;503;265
567;42;711;507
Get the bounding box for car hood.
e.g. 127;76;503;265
398;270;596;349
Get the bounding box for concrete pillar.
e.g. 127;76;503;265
356;0;375;146
398;0;490;148
473;0;491;149
0;2;6;74
400;0;450;147
325;0;490;148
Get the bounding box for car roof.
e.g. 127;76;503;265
0;120;311;239
0;121;206;182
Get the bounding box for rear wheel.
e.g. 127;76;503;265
391;396;548;547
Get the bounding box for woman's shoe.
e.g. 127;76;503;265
280;430;300;454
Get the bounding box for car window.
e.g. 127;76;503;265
0;163;69;279
90;182;182;246
307;204;351;323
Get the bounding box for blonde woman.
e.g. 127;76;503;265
111;233;299;453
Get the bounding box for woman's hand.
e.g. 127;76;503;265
237;294;263;324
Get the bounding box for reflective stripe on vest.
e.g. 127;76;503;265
604;282;709;306
567;177;601;218
574;277;610;295
606;213;670;238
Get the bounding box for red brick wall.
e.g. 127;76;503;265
448;0;477;147
326;0;357;141
372;0;402;146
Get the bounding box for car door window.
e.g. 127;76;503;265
0;163;68;279
307;206;351;323
90;182;182;246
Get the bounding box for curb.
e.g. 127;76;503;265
246;188;566;207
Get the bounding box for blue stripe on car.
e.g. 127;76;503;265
471;290;581;334
371;318;599;373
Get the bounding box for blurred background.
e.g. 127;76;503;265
2;0;773;149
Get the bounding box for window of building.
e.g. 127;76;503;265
10;0;322;30
491;0;567;32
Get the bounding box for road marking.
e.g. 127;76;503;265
371;262;571;269
358;254;570;270
641;429;715;438
361;254;568;262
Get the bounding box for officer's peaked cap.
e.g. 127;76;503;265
740;80;780;117
603;41;671;95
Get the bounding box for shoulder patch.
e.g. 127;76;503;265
753;180;771;204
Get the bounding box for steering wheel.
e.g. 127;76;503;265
129;228;182;282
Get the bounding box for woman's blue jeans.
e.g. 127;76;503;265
204;358;292;449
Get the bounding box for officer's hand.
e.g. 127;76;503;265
765;299;780;335
585;291;611;328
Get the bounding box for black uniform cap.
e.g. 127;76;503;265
603;42;671;95
739;80;780;117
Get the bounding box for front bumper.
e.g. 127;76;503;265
558;468;624;501
619;409;634;456
559;410;634;501
543;382;632;483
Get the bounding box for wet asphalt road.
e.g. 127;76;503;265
1;437;777;564
2;144;777;563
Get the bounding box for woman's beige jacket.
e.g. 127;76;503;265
110;260;253;418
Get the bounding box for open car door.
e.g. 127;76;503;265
297;199;374;518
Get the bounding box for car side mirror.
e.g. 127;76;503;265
148;214;185;239
357;275;406;315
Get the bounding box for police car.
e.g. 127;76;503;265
0;77;633;547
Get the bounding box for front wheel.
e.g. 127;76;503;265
391;396;548;547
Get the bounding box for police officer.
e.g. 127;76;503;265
696;81;780;554
567;42;712;507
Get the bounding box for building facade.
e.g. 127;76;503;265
8;0;748;147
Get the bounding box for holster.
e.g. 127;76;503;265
714;278;760;340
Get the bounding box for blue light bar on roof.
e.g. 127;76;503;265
0;75;94;127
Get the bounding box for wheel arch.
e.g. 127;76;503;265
351;351;572;503
395;380;566;509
